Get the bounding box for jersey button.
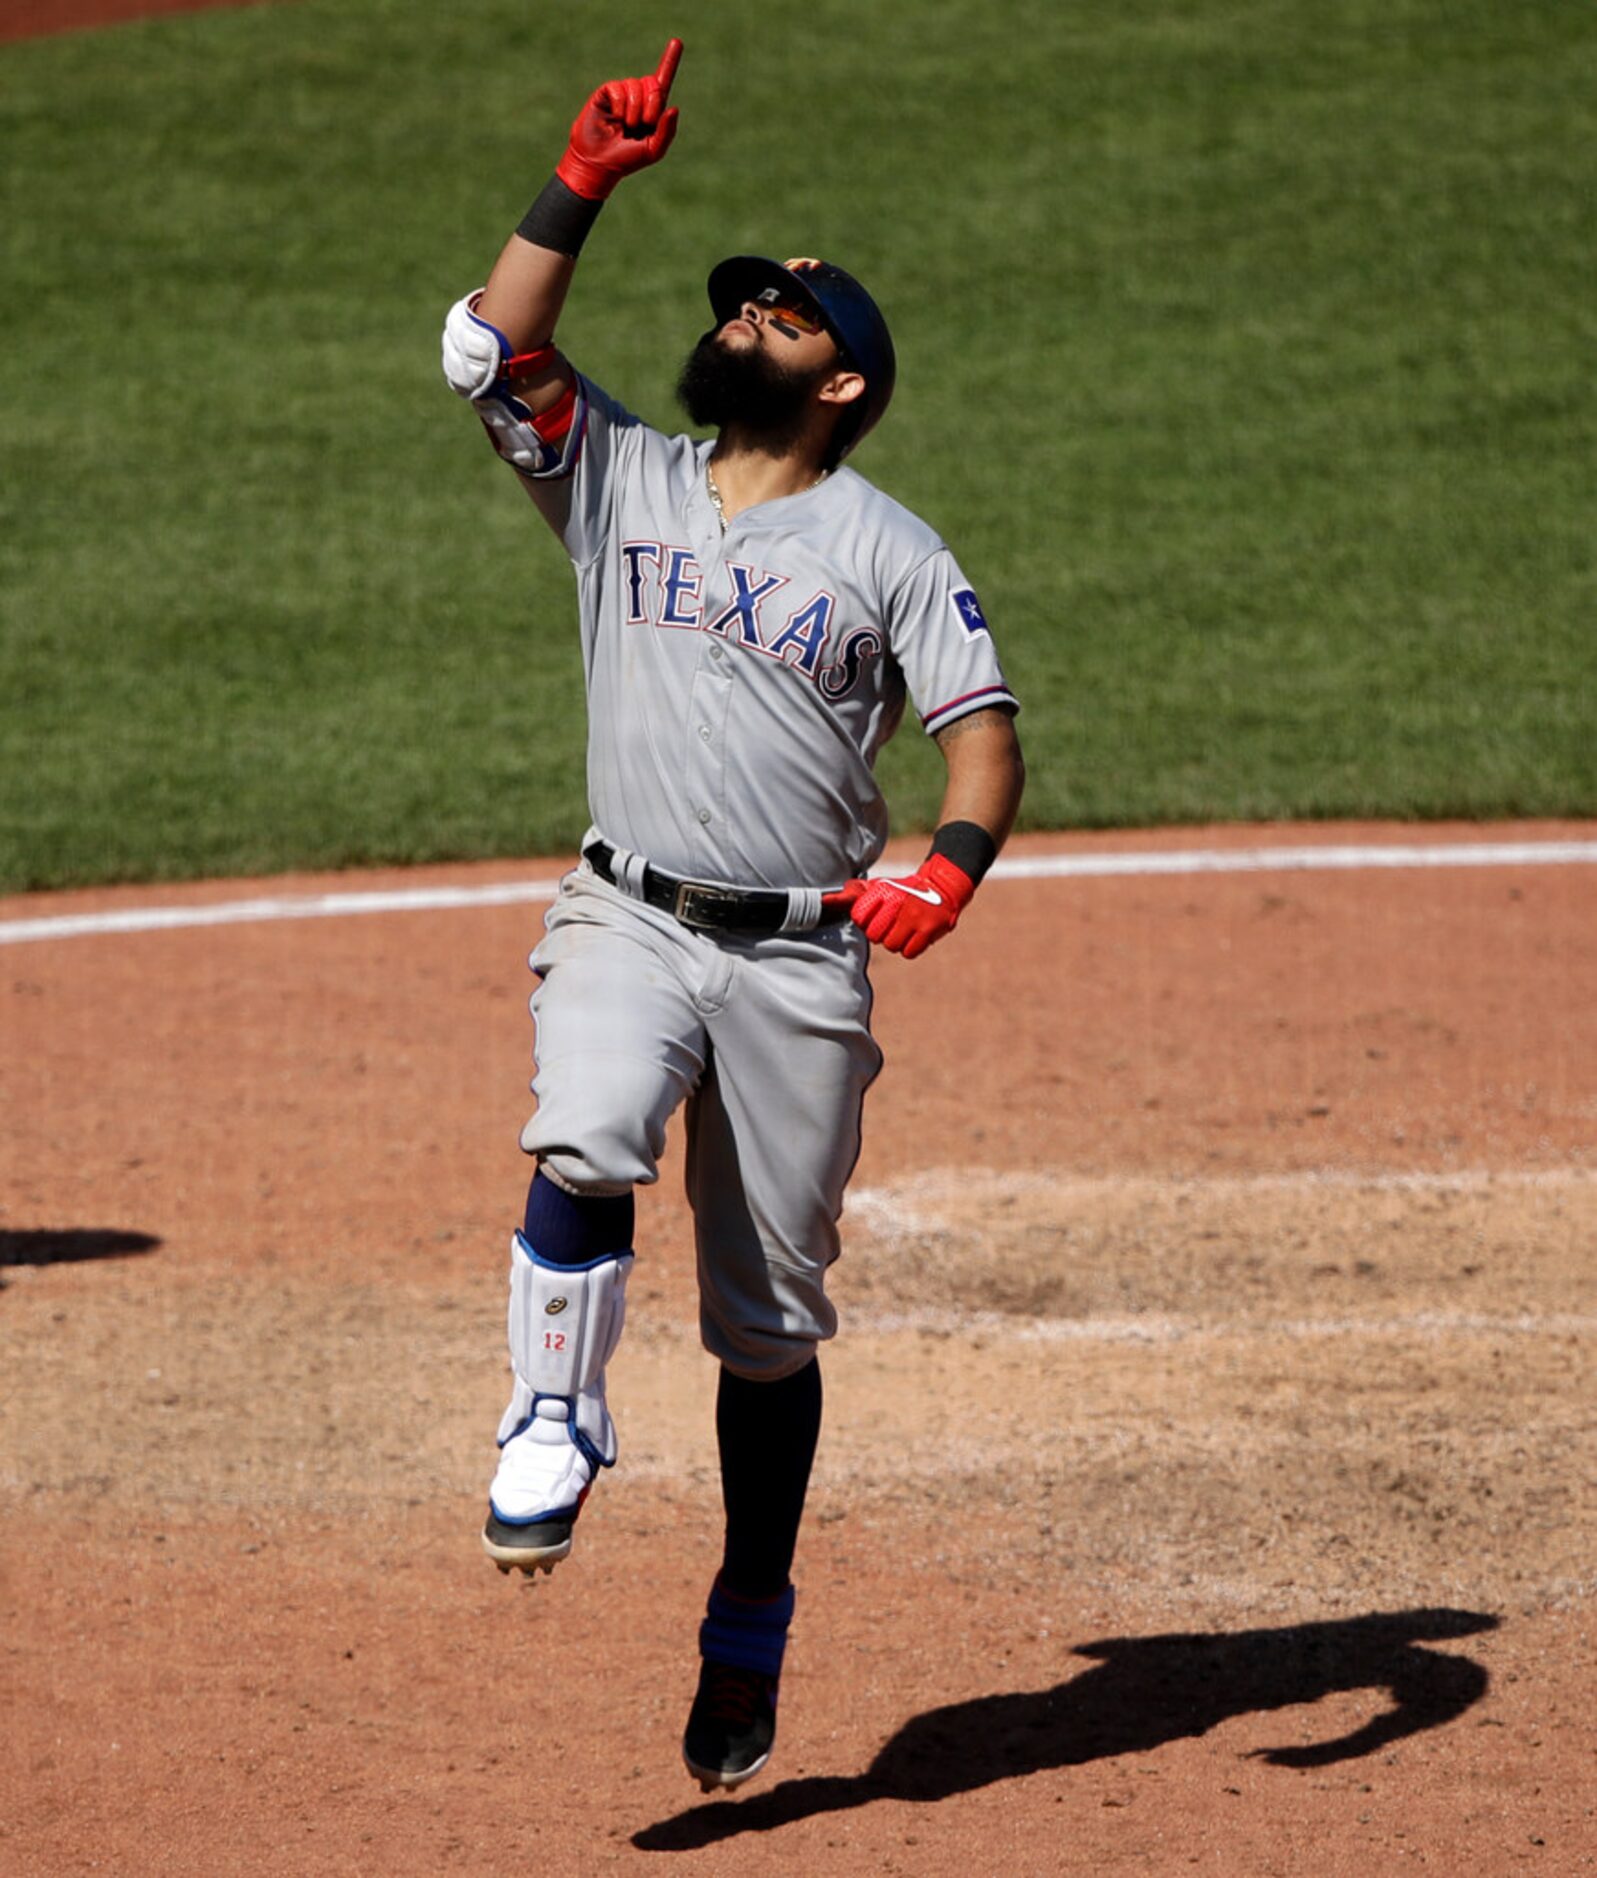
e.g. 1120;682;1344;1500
697;808;712;825
708;643;724;660
698;725;712;741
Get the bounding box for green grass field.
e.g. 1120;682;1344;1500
2;0;1594;891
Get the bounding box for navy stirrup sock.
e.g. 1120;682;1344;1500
522;1169;634;1267
700;1576;796;1678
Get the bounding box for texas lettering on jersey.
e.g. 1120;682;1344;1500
621;540;882;700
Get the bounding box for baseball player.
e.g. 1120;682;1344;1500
441;36;1024;1793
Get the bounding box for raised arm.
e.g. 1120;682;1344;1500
441;39;682;478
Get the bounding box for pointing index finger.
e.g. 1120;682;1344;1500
655;36;684;100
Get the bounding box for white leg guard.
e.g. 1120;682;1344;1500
488;1231;633;1529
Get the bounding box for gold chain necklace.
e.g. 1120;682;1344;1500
705;462;828;533
705;463;729;530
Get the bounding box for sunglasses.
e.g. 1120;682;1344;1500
751;286;828;337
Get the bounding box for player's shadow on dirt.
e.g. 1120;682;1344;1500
634;1607;1497;1851
0;1228;160;1274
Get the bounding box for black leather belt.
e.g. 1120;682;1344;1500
583;840;843;935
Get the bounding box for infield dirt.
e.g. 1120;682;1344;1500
3;822;1594;1874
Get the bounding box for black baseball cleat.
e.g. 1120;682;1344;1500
682;1660;779;1793
481;1509;574;1576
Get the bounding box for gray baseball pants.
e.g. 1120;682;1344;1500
521;865;881;1379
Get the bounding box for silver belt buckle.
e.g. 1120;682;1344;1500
672;879;744;929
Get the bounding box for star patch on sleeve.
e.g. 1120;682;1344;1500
952;587;990;635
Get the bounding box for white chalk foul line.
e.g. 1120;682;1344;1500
992;839;1597;880
0;877;567;947
2;838;1595;947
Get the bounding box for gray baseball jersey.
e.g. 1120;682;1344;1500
525;373;1018;888
453;338;1019;1377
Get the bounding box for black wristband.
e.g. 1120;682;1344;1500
928;820;998;886
515;175;604;258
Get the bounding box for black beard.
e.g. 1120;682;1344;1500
674;328;827;449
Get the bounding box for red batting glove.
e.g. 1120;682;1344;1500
557;38;683;201
824;853;978;960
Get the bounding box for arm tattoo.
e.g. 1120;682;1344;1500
932;706;1015;750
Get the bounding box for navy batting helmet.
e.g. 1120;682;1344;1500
706;255;897;458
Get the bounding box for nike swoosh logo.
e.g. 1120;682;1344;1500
893;883;944;907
